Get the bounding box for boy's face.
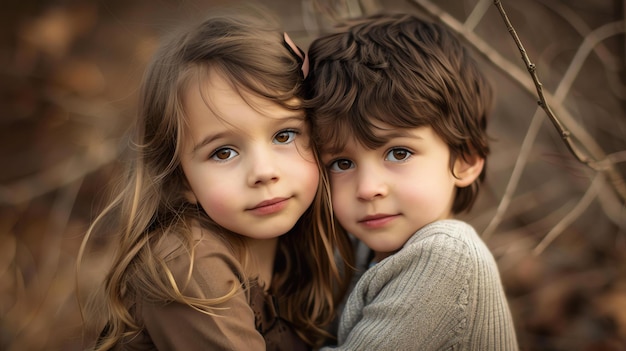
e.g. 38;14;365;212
322;125;477;260
180;71;319;240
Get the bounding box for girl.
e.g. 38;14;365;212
79;9;352;351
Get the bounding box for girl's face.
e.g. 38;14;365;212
180;71;319;240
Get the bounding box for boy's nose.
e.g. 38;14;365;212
355;169;388;201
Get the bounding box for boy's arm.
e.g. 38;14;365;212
322;221;518;351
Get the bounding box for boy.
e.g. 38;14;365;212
305;13;519;350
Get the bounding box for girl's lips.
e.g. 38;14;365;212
247;197;290;215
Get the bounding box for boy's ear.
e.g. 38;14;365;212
453;154;484;188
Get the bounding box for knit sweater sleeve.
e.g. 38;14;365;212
322;220;518;351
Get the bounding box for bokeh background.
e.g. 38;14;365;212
1;0;625;350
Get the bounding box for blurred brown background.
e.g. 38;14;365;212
1;0;625;350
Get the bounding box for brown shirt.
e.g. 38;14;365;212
107;230;308;350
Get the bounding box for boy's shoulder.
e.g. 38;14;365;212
388;219;494;270
404;219;484;249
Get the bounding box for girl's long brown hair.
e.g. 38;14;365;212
78;7;353;349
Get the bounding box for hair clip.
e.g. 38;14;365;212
283;32;310;79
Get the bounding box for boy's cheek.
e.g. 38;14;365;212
330;188;353;219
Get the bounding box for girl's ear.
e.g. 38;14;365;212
184;190;198;204
182;179;198;204
453;154;484;188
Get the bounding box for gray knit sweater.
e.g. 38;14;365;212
323;219;518;351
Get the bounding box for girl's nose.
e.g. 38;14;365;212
247;149;280;186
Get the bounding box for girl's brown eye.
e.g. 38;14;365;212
273;130;297;144
210;148;238;161
215;149;231;159
275;132;289;143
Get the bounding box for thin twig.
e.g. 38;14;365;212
533;174;601;255
482;108;544;239
542;0;626;99
541;0;621;71
464;0;491;31
492;2;626;204
493;0;592;166
552;21;624;102
408;0;626;204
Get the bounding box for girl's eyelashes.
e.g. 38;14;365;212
210;147;239;162
385;147;413;162
273;129;299;145
327;159;354;173
207;128;301;162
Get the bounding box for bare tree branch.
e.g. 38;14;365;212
464;0;491;31
482;109;545;238
533;174;601;255
408;0;626;206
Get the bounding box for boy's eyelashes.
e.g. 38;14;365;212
322;147;414;168
385;147;413;162
326;158;355;172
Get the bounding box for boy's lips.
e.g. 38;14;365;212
358;213;399;228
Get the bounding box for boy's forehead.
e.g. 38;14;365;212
316;115;415;153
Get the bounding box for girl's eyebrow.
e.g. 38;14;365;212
192;131;230;153
276;114;306;122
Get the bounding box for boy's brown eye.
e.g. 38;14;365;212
392;149;408;160
385;148;412;162
337;160;352;170
328;159;354;172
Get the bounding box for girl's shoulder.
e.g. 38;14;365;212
154;222;237;257
154;224;246;300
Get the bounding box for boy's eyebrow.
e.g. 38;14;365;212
384;130;416;138
376;129;423;140
321;129;425;156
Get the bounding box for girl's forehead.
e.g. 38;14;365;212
184;66;300;112
185;77;298;121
